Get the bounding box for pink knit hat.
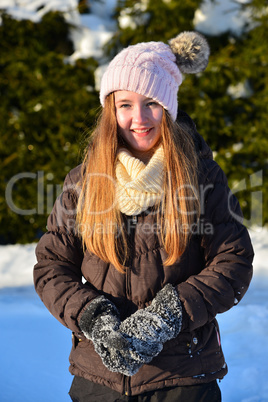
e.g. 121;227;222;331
100;32;210;121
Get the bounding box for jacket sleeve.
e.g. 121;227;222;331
33;167;99;334
177;160;254;332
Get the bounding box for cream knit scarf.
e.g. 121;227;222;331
115;146;165;216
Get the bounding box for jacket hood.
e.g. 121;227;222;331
177;109;213;160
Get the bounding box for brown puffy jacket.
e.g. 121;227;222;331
34;114;254;396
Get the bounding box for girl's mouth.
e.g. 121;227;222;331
131;128;152;136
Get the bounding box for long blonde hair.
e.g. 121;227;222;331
76;93;200;272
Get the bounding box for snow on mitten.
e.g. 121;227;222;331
112;284;183;361
79;296;145;376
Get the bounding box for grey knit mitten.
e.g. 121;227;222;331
113;284;182;361
79;296;120;341
79;296;144;376
79;285;182;376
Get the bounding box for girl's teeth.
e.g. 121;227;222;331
133;129;150;133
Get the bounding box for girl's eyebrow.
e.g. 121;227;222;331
115;98;132;103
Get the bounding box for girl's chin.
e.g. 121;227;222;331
128;146;157;163
131;145;154;153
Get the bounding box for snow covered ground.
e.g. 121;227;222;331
0;228;267;402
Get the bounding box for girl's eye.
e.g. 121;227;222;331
119;103;131;108
147;101;158;107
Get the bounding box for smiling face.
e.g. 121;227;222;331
114;91;163;159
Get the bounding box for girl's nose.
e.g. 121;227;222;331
133;105;147;123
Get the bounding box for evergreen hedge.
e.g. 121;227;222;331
0;12;99;243
1;0;267;244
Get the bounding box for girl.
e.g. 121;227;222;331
34;31;254;401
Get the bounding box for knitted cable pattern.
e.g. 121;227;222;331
115;146;165;215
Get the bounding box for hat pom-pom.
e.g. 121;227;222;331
169;31;210;74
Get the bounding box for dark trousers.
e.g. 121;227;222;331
69;375;222;402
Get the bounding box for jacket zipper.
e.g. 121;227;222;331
123;375;131;396
125;214;137;299
123;214;138;396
